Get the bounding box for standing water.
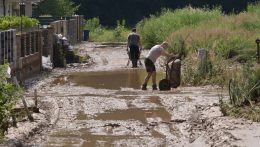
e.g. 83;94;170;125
51;69;164;90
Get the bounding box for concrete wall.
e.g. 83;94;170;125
42;27;54;61
50;15;84;44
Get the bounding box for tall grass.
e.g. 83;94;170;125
84;18;130;42
220;65;260;122
247;2;260;13
229;65;260;107
137;4;259;86
136;7;222;48
167;10;260;61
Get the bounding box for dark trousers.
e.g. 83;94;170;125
129;44;140;67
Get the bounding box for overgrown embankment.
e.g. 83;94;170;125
136;3;260;121
137;3;259;85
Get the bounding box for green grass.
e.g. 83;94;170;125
136;7;222;48
136;3;260;86
84;18;130;42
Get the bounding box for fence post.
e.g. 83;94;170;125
0;31;2;64
256;39;260;64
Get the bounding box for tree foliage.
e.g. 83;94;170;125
39;0;80;17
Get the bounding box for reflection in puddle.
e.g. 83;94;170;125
51;69;164;90
77;107;171;123
45;128;164;147
92;108;171;123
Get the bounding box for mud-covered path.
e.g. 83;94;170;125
10;42;260;147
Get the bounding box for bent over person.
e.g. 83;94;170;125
141;41;178;90
127;28;142;68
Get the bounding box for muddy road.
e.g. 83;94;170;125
7;42;260;147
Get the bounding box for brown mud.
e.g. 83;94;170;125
3;42;260;147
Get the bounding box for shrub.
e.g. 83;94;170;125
85;18;129;42
0;16;39;30
0;64;20;136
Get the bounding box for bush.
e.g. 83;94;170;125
0;64;20;136
84;17;129;42
0;16;39;30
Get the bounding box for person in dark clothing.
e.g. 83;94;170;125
126;28;142;68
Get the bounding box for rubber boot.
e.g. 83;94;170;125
141;84;147;90
152;84;158;90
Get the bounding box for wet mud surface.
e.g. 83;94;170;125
5;42;260;147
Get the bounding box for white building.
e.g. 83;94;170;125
0;0;42;17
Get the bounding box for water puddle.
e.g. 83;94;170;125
51;69;164;90
92;108;171;123
45;96;170;147
45;128;163;147
148;96;163;106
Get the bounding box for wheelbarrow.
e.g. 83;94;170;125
159;58;181;91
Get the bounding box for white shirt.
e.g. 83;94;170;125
146;45;165;63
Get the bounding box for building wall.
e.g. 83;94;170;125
0;0;33;17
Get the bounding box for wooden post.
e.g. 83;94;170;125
34;89;37;107
256;39;260;64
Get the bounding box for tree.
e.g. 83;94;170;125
39;0;80;17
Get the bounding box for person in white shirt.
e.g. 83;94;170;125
141;41;178;90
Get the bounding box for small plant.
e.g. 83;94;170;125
84;17;101;31
229;64;260;106
0;64;20;137
113;20;126;42
220;65;260;122
85;18;129;42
